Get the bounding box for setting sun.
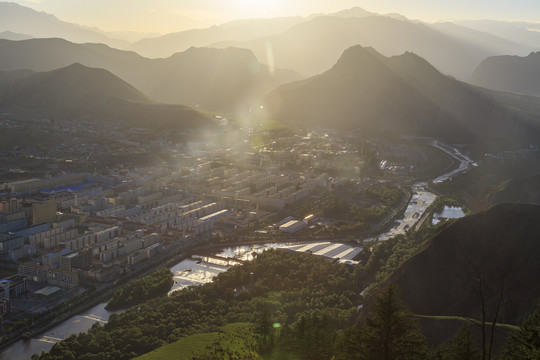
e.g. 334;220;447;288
233;0;284;16
1;1;540;359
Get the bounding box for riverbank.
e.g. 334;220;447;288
0;247;189;352
1;139;474;358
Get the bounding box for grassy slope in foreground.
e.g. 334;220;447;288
134;323;258;360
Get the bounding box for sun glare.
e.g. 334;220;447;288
230;0;285;18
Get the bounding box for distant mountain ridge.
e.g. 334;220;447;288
138;46;301;112
130;6;535;78
2;2;538;83
259;45;540;149
2;4;540;124
0;2;129;49
455;19;540;49
0;63;148;108
211;15;533;80
129;7;376;59
0;38;300;112
430;22;533;60
0;30;32;41
124;6;389;58
0;64;212;130
471;52;540;96
130;16;307;58
0;38;140;73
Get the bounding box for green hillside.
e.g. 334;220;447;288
135;323;259;360
386;203;540;325
31;206;540;359
486;174;540;206
33;250;362;360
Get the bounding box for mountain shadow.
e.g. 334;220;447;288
388;203;540;326
0;64;212;130
259;45;540;150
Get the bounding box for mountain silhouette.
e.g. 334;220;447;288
0;64;212;130
0;63;148;108
0;30;33;41
259;45;540;149
212;15;532;80
131;16;306;58
0;2;129;49
471;52;540;96
0;38;299;112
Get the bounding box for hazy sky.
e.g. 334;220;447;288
11;0;540;34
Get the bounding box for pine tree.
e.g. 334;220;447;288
501;303;540;360
256;306;274;351
289;312;334;360
431;324;481;360
447;325;481;360
358;285;427;360
335;327;363;360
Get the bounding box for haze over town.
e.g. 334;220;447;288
0;1;540;359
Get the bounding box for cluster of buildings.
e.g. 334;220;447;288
273;214;317;234
0;167;260;309
0;275;27;317
179;164;327;211
0;131;361;320
0;174;165;315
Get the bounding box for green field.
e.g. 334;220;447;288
134;323;259;360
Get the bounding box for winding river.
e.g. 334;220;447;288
0;140;471;360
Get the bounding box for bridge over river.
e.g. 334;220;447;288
191;254;245;266
0;140;471;360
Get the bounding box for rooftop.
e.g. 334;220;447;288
44;248;73;259
34;286;62;297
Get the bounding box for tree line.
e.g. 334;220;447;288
32;245;539;360
105;267;174;311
